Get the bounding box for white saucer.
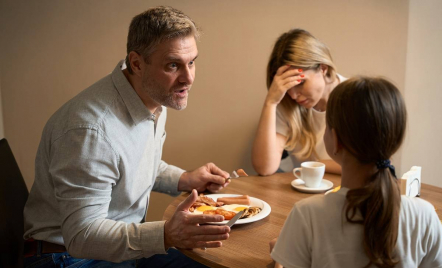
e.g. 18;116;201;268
291;179;333;193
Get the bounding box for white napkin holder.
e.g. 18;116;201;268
400;166;421;197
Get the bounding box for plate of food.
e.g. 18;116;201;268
189;194;271;225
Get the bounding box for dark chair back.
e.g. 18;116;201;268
0;138;29;268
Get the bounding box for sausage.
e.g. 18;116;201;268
217;195;251;205
235;169;248;177
203;208;236;220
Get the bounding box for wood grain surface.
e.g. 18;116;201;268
162;173;442;268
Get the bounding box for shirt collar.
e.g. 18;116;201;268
111;60;154;125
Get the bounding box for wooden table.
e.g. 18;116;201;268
163;173;442;268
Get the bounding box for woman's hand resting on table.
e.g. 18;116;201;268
164;189;231;249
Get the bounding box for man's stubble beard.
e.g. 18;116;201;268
142;77;189;111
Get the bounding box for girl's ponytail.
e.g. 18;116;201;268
346;168;400;267
326;77;406;267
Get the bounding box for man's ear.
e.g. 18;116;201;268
128;51;144;77
331;128;342;156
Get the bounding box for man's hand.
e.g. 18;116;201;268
164;189;231;249
178;162;230;193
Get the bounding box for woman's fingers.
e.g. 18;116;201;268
283;77;303;88
274;68;303;89
279;67;303;80
266;66;304;105
275;64;291;76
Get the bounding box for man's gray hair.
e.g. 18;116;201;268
125;6;200;74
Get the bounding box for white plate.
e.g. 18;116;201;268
201;194;271;225
291;179;333;193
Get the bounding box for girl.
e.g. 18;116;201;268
270;77;442;267
252;29;344;176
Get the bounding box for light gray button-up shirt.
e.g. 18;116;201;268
24;61;185;262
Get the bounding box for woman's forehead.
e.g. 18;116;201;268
286;65;320;72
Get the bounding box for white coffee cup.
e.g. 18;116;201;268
293;161;325;188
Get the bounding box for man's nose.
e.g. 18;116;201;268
179;66;195;85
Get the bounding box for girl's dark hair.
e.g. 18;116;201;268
326;76;407;267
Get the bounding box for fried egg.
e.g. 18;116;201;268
192;204;250;215
192;205;216;214
221;204;250;212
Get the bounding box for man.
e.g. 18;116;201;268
23;6;231;267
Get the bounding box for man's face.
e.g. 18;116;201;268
141;35;198;110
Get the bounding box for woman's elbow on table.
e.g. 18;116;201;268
253;161;279;176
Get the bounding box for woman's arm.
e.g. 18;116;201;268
252;66;303;176
252;102;287;175
319;159;341;175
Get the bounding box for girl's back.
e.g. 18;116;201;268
272;188;441;267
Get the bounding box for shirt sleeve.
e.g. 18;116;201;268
153;160;185;197
152;130;185;197
271;204;312;268
51;128;167;262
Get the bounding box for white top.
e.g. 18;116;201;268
271;188;442;268
276;74;346;168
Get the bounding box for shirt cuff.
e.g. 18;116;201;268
155;165;185;197
140;221;168;257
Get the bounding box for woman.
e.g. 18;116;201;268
252;29;344;176
270;77;442;267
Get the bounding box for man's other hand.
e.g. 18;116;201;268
164;189;231;249
178;163;230;192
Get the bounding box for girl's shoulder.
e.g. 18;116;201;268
400;195;437;216
399;195;440;230
292;188;347;214
401;195;434;211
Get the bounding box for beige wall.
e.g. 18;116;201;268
400;0;442;187
0;0;409;221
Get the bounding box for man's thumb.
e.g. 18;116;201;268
177;189;197;212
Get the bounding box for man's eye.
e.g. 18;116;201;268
168;63;177;69
189;61;194;66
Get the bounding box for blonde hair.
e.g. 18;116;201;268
266;29;337;157
327;77;406;267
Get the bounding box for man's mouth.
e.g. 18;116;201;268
174;88;189;98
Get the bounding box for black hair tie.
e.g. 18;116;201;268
375;159;397;178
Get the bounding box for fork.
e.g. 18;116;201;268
225;170;240;183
